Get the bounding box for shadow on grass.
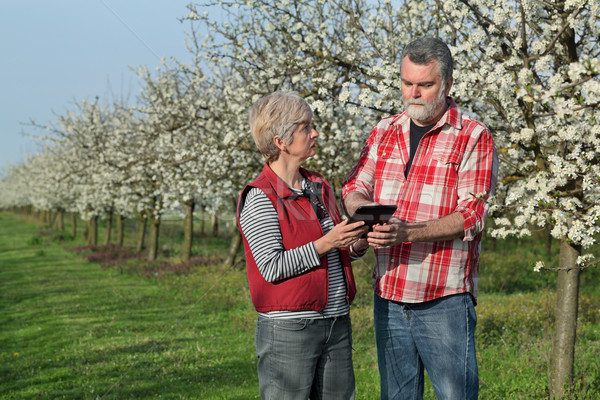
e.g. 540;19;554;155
66;244;225;280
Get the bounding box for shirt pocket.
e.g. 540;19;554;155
374;141;406;202
425;143;460;188
417;144;460;216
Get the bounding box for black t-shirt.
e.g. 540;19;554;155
405;120;435;178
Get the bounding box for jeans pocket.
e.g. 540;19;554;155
274;318;310;332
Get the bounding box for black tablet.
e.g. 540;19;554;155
348;205;398;228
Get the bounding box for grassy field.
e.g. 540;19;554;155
1;211;599;399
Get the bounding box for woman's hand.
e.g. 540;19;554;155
314;219;369;256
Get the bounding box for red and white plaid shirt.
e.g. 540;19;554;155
342;98;498;303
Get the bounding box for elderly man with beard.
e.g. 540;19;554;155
342;37;498;400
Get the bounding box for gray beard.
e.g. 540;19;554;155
404;89;447;123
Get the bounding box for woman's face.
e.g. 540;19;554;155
285;119;319;161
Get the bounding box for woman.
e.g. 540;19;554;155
237;91;369;399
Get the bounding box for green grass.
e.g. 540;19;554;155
1;211;599;399
0;212;257;399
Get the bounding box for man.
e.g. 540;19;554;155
342;37;498;399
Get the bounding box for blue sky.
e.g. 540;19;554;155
1;1;213;171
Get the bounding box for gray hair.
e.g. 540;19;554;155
401;37;454;82
248;91;313;163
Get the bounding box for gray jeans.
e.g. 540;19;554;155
255;314;355;400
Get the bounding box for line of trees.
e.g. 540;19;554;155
1;1;598;397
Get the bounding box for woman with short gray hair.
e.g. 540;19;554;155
238;91;368;399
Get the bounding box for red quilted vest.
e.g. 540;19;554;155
237;163;356;313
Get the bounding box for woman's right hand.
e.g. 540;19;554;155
314;219;369;256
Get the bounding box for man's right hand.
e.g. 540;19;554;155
343;191;379;217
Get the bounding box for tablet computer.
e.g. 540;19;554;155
348;204;398;228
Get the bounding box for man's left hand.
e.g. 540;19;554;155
366;212;465;246
366;218;409;247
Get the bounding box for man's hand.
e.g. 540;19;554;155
366;218;413;247
367;212;465;246
342;191;378;217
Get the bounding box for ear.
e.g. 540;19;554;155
273;136;287;152
445;77;454;96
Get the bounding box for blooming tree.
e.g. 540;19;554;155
26;98;140;246
183;0;440;188
134;63;203;260
433;1;599;396
39;99;116;245
24;148;76;231
1;2;597;393
186;0;599;395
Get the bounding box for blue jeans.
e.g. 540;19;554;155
374;293;478;400
255;314;355;400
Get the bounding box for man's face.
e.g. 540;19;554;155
401;56;452;127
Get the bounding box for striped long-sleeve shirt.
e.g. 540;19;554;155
239;179;349;319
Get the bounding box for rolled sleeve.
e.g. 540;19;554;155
458;207;481;241
456;127;498;241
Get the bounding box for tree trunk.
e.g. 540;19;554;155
136;214;147;253
49;211;58;228
70;212;77;238
147;216;161;261
103;211;113;245
549;240;581;399
87;216;98;246
199;208;205;235
182;200;195;262
225;228;242;268
56;211;64;231
44;210;51;227
115;214;124;247
211;214;218;237
83;219;89;242
224;198;241;267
